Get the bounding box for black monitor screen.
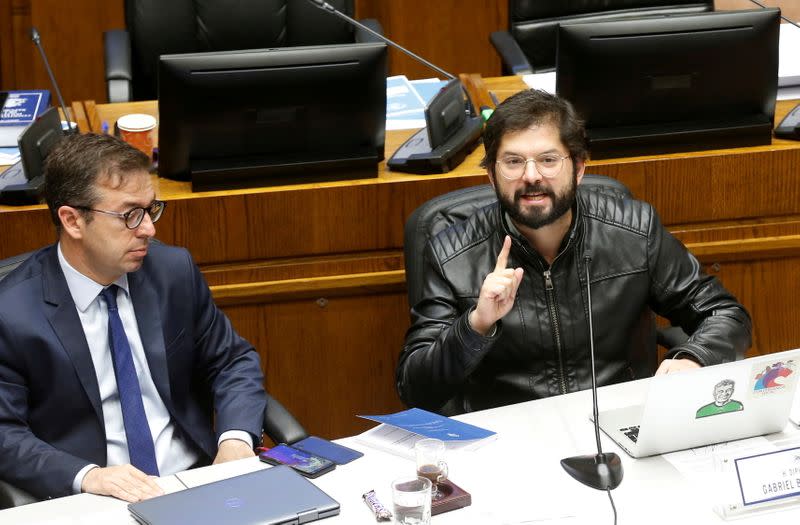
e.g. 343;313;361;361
556;8;779;159
158;42;387;190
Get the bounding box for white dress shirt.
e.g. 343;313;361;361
57;245;251;493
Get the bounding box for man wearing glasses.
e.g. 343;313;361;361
398;89;751;413
0;134;267;502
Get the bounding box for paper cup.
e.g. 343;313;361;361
117;113;157;159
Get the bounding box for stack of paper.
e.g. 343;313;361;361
356;407;497;458
386;76;448;131
0;147;20;166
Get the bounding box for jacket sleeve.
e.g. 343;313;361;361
185;251;267;445
396;241;499;411
0;318;91;499
646;208;752;365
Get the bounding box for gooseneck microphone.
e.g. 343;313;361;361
560;256;623;514
30;27;73;133
305;0;484;174
745;0;800;29
306;0;455;80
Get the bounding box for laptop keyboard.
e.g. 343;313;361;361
620;425;640;443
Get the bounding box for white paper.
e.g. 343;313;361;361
522;72;556;94
779;23;800;87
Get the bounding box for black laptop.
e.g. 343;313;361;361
129;465;340;525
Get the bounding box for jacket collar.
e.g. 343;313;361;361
41;245;104;423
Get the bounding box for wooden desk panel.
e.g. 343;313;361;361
2;77;800;439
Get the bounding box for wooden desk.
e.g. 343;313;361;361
3;76;800;440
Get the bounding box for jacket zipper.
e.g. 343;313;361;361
543;269;567;394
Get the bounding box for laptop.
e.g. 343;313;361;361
129;465;340;525
598;348;800;458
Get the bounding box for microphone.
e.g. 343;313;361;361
306;0;483;174
744;0;800;29
307;0;454;80
30;27;74;134
560;255;624;491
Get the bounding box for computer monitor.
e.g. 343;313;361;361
556;8;779;159
158;42;387;191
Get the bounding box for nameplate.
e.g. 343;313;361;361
734;446;800;506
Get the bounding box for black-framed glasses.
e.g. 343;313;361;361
495;153;570;180
73;200;166;229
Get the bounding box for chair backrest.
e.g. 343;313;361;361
0;251;33;282
403;174;659;409
125;0;358;101
509;0;713;72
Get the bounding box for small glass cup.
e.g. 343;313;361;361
391;476;431;525
414;438;448;500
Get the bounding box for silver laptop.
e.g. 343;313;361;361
598;348;800;458
129;465;340;525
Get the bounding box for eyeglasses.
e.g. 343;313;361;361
495;154;570;180
73;200;166;229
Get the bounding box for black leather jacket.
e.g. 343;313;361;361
397;189;751;413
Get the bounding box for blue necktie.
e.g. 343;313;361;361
100;285;160;476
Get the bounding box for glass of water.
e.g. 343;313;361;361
391;476;432;525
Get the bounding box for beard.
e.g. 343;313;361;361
495;171;577;230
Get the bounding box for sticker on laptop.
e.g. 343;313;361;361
696;379;744;419
751;359;797;397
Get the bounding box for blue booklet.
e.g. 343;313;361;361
358;407;495;441
356;408;496;458
0;90;51;147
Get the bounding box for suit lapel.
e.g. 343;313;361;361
128;269;174;411
41;248;103;423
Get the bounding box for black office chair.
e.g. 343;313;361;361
0;249;308;509
490;0;713;74
403;175;688;414
104;0;383;102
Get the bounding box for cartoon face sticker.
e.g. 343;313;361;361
696;379;744;419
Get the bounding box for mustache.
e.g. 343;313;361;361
514;183;555;201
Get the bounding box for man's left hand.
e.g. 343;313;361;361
655;358;701;375
213;439;256;464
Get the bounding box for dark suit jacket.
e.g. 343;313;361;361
0;243;267;498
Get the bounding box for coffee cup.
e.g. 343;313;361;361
117;113;157;159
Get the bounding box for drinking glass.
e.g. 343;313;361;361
414;438;449;500
391;476;432;525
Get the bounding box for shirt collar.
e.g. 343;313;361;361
57;243;130;312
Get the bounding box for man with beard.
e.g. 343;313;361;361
397;89;751;413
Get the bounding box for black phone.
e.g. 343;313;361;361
258;444;335;478
292;436;364;465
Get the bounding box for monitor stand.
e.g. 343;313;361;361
189;153;379;192
587;115;774;159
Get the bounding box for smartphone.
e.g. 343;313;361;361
292;436;364;465
258;444;335;478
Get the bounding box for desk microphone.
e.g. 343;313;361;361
306;0;483;174
30;27;74;134
560;255;624;495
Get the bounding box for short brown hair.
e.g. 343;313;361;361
43;133;151;233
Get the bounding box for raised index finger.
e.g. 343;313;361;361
494;235;512;272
